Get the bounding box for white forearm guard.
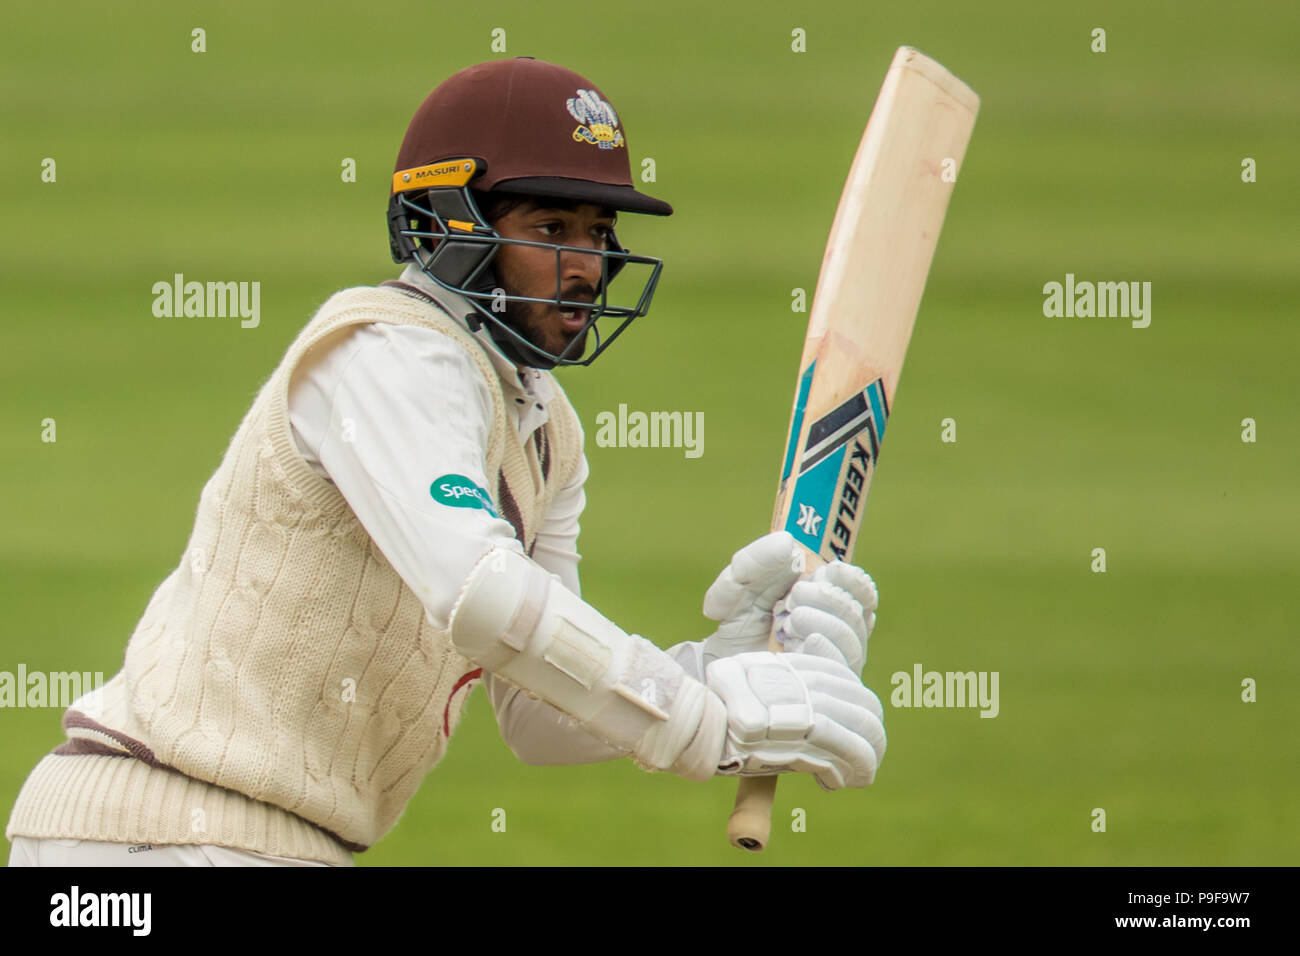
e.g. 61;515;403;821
448;547;727;781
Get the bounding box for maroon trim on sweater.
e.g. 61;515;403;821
536;426;551;481
379;278;439;305
498;472;527;548
63;709;165;766
443;668;484;737
53;737;127;758
52;711;369;854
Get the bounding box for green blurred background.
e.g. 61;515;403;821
2;0;1296;865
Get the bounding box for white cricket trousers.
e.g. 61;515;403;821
7;836;350;867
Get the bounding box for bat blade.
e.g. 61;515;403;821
728;45;979;852
774;45;979;567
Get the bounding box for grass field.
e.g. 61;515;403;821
2;0;1297;866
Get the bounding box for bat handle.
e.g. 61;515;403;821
728;775;777;851
725;607;793;851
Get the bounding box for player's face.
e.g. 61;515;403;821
490;201;616;362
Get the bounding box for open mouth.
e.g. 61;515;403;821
558;305;591;330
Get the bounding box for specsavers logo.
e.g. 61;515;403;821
431;475;499;516
566;89;624;149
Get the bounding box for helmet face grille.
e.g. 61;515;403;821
389;185;664;369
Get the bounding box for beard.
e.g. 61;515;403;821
505;301;588;362
493;279;594;366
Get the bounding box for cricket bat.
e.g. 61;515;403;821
726;46;979;852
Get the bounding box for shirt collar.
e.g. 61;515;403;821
398;263;554;404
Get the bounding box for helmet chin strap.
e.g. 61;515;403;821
460;269;600;374
460;267;565;371
480;311;560;370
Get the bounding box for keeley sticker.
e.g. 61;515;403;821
430;474;498;516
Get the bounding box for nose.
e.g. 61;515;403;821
560;241;603;293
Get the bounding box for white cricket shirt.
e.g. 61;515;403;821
288;264;624;765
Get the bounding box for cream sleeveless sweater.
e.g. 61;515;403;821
5;284;583;864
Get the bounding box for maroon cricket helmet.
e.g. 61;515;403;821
385;57;670;370
392;56;672;216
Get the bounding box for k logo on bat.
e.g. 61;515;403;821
796;503;823;536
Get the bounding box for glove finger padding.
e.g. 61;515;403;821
796;633;849;669
703;531;803;623
808;692;887;771
776;577;871;674
793;657;885;789
789;578;866;627
701;533;804;662
707;652;886;791
807;712;881;790
796;657;884;718
815;562;878;619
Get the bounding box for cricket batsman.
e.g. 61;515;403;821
6;57;886;866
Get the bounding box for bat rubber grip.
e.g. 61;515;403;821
726;577;804;851
728;773;778;851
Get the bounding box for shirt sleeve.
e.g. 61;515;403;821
529;450;587;597
481;671;628;765
483;443;621;765
288;321;634;767
288;322;525;631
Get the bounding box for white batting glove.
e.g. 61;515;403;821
707;652;886;790
700;532;803;663
774;561;878;675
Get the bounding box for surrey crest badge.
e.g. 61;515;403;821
566;89;625;149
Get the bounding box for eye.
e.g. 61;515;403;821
535;221;563;237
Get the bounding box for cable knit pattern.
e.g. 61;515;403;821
6;286;583;864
